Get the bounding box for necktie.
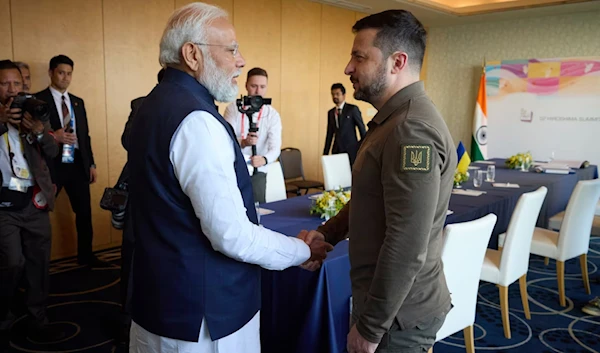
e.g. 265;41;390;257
62;95;71;129
336;108;341;128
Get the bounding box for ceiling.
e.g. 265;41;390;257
310;0;600;26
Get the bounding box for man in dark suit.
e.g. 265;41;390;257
36;55;107;267
323;83;367;166
112;68;164;346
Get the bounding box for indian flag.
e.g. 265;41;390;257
471;69;488;161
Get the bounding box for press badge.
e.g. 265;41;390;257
14;165;30;179
9;177;29;193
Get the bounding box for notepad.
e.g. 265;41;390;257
467;166;480;170
474;161;496;165
308;194;322;200
258;208;275;216
493;183;520;188
452;189;485;196
446;210;454;215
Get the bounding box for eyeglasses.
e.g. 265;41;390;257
193;42;239;57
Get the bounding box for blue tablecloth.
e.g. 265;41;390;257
472;159;598;229
259;161;598;353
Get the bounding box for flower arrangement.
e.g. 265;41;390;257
310;188;351;220
505;152;533;170
454;170;469;187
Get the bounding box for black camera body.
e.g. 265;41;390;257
100;186;128;213
10;92;50;123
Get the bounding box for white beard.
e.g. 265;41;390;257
198;54;240;103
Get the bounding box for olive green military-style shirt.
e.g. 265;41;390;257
317;81;457;343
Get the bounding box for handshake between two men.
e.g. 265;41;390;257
297;229;332;271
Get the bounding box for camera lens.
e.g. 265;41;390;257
111;210;126;230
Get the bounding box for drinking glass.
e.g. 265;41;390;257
473;170;483;188
486;165;495;182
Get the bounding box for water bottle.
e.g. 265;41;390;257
62;120;75;164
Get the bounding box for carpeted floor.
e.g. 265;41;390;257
4;237;600;353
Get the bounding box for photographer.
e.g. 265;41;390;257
0;60;63;345
110;68;164;346
224;67;281;203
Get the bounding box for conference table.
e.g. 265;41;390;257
259;159;598;353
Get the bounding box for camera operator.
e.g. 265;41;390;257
223;67;281;203
0;60;64;345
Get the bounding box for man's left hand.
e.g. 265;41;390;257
250;155;267;168
90;167;97;184
347;325;379;353
21;112;44;134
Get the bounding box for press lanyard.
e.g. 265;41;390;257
240;106;264;139
3;126;27;179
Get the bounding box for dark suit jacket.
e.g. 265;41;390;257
116;96;145;186
323;103;367;163
35;88;95;182
0;121;59;210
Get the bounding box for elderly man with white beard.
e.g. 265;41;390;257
127;3;334;353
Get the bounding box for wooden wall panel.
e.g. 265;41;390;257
11;0;109;259
103;0;174;244
318;5;356;180
234;0;281;112
176;0;233;15
281;1;321;180
0;0;12;60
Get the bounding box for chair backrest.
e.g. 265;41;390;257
279;147;304;180
436;213;497;341
499;186;548;285
265;162;287;203
321;153;352;191
557;179;600;261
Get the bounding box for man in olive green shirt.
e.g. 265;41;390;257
302;10;457;353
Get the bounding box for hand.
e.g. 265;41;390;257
250;155;267;168
242;132;258;147
297;230;333;271
347;325;379;353
20;112;44;134
89;166;97;184
54;128;78;145
0;98;22;125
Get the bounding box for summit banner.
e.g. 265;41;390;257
485;57;600;166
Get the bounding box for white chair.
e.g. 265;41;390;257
264;162;287;203
481;187;548;339
321;153;351;191
499;179;600;307
432;214;497;353
548;200;600;237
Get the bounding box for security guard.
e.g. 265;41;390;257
0;60;63;344
301;10;457;353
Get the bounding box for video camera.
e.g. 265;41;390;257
236;95;272;175
10;92;50;123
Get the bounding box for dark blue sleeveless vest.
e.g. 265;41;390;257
129;67;260;341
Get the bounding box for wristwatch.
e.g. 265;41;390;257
264;157;268;165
